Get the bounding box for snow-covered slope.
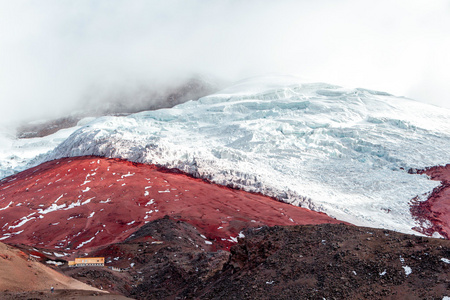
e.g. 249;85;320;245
0;119;93;179
4;76;450;236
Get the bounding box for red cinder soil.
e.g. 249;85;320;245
411;164;450;239
0;156;345;258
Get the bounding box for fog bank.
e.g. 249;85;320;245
1;0;449;126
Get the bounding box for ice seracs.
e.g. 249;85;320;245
0;118;89;179
3;76;450;237
35;76;450;236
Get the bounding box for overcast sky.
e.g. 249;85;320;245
1;0;449;126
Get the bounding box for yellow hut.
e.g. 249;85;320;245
68;257;104;267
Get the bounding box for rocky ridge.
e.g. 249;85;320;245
63;220;450;299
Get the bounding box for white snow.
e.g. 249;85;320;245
228;236;238;243
399;256;412;276
75;236;95;249
81;197;95;205
64;197;94;211
0;201;13;211
144;210;154;218
2;76;450;236
0;124;82;179
46;260;64;266
121;172;135;178
0;230;24;240
432;232;445;239
402;265;412;276
441;258;450;264
8;218;34;229
54;194;64;203
38;203;67;214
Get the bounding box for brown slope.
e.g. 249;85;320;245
0;156;344;257
0;242;102;293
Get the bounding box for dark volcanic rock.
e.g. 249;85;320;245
88;216;231;299
64;267;132;296
17;116;80;139
16;76;220;139
194;224;450;300
69;221;450;300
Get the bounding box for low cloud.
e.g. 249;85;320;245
1;0;449;126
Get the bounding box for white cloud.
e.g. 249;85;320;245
1;0;449;126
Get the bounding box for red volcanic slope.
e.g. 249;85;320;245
411;165;450;239
0;156;344;257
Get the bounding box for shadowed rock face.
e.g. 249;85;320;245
0;156;342;257
16;116;81;139
411;164;450;239
16;76;221;139
193;224;450;300
75;216;232;297
63;221;450;300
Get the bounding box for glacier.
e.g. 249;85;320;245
0;118;94;179
3;75;450;236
